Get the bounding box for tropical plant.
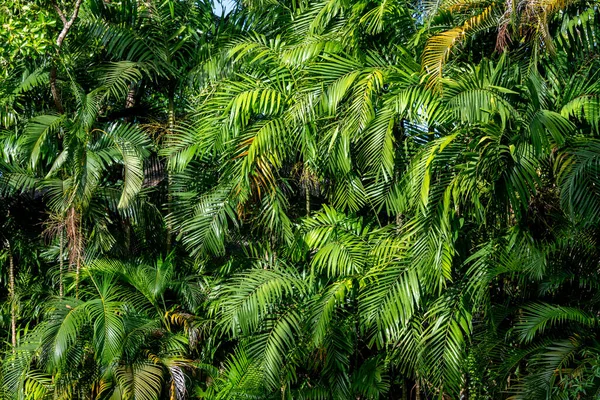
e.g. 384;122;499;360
1;0;600;399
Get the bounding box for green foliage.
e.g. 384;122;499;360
1;0;600;398
0;0;56;71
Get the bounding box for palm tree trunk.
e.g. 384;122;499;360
124;82;137;123
305;187;310;217
461;372;469;400
168;84;175;131
414;381;421;400
75;221;83;299
125;83;136;109
166;82;175;253
6;241;16;350
50;66;64;114
125;221;131;252
67;206;83;299
59;229;64;297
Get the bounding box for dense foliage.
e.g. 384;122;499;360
1;0;600;398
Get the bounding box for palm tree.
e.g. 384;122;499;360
163;0;600;397
1;0;600;398
18;74;150;295
2;256;207;399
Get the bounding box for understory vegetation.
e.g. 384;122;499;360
1;0;600;398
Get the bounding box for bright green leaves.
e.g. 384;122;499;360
516;303;596;344
113;361;165;400
5;0;600;397
86;277;127;364
0;0;56;71
227;87;285;127
23;114;65;171
556;139;600;224
207;205;471;397
248;309;302;389
444;57;520;126
213;266;306;391
175;184;238;257
419;291;472;395
41;297;87;369
216;266;305;336
304;206;371;277
22;116;150;212
103;123;150;209
6;259;202;400
360;258;421;342
310;278;353;346
528;110;572;154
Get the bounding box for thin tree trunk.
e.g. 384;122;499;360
6;241;16;350
394;159;402;232
414;381;421;400
125;221;131;252
166;83;175;253
461;372;469;400
50;0;84;113
59;229;64;297
168;83;175;131
50;66;64;114
67;206;83;299
305;186;310;217
124;82;137;123
67;207;78;296
125;83;136;109
75;221;83;299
